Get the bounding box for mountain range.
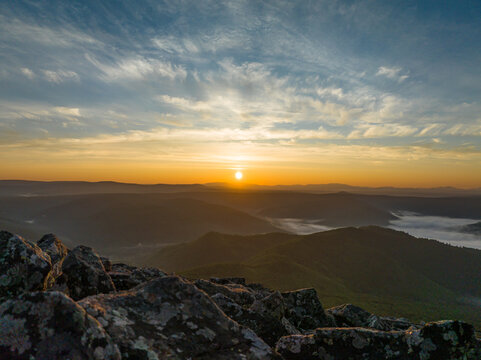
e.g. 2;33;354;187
143;226;481;330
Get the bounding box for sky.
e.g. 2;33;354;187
1;0;480;186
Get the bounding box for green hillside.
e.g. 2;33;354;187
142;231;297;271
143;226;481;329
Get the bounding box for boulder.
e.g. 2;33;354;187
79;276;280;359
211;290;299;346
100;256;112;272
194;279;256;306
108;265;167;291
281;288;332;330
327;303;417;331
0;291;121;359
0;231;52;297
210;277;247;286
37;233;68;279
111;263;137;272
276;320;481;359
61;245;115;300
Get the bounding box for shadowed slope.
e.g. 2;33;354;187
145;226;481;328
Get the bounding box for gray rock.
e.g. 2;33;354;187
37;233;68;280
100;256;112;272
212;290;299;347
79;276;280;359
276;320;481;359
0;231;52;297
111;262;137;272
327;303;417;331
195;278;256;306
62;245;115;300
210;277;247;286
108;265;167;290
282;288;332;330
0;291;121;360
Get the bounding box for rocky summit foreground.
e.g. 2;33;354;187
0;230;480;359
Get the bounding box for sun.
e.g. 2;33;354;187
235;171;243;180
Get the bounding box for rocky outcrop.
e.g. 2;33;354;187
211;289;299;346
1;229;480;359
276;320;481;359
195;278;257;306
0;291;121;359
108;263;166;290
282;288;333;330
79;276;279;359
0;231;52;297
327;303;417;331
37;233;68;279
61;245;116;300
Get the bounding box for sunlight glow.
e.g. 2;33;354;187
235;171;243;180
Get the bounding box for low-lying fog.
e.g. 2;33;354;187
268;218;332;235
272;213;481;250
389;213;481;250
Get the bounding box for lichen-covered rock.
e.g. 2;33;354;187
327;303;417;331
195;278;256;306
0;291;121;359
131;266;166;284
411;320;481;359
276;320;481;359
211;290;299;347
0;231;52;297
246;291;299;346
79;276;280;359
62;245;115;300
111;262;137;272
210;277;247;286
108;264;167;290
108;271;136;291
281;288;332;330
37;233;68;279
100;256;112;272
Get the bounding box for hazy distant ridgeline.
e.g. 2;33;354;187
0;194;280;257
2;180;481;197
1;182;481;260
0;180;209;196
208;182;481;197
157;190;481;223
144;226;481;329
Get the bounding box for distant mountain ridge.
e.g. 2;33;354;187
2;186;481;261
2;179;481;197
143;226;481;329
0;180;209;196
206;182;481;197
0;194;281;259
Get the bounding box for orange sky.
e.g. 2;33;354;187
1;146;480;188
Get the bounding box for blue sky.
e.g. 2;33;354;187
1;0;480;185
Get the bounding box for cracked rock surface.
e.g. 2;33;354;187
276;320;481;360
0;231;52;297
0;291;121;360
61;245;116;300
78;276;279;359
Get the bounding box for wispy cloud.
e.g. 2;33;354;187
43;70;79;83
86;55;187;81
20;68;35;79
376;66;409;82
0;15;100;48
54;107;81;117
